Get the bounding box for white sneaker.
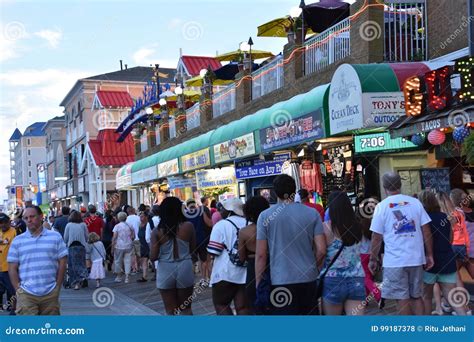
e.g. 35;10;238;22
114;276;122;283
124;276;130;284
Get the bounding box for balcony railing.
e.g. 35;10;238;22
186;103;200;131
304;17;350;75
384;1;427;62
212;83;236;118
252;55;284;100
169;117;176;139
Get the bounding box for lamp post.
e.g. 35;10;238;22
174;83;186;134
159;98;170;143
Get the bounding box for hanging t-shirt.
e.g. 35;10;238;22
370;194;431;268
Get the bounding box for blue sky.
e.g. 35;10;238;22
0;0;302;201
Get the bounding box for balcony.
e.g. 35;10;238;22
185;103;200;131
384;1;427;62
212;83;236;118
252;55;284;100
304;17;350;76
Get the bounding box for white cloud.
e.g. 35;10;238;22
0;21;29;62
34;28;62;48
0;68;92;200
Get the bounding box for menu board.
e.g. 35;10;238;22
420;168;451;193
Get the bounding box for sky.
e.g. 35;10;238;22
0;0;303;202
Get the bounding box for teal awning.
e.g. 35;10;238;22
131;83;329;175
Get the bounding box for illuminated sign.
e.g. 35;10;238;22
354;132;417;154
403;57;474;117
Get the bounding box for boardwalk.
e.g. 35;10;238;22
2;269;472;316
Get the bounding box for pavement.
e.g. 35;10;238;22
1;269;472;316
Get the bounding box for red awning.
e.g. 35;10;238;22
181;56;222;76
97;90;133;108
89;129;135;166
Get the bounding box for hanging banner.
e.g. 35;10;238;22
158;158;179;178
362;92;406;127
213;133;256;164
37;163;47;192
235;153;291;179
16;186;23;207
142;165;158;183
167;176;197;190
181;148;210;172
260;110;324;152
196;167;237;189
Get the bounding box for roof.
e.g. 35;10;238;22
61;66;176;106
9;128;22;141
96;90;133;108
86;66;176;84
88;129;135;166
23;122;46;137
181;56;222;76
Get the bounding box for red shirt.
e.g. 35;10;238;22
84;215;105;237
304;202;324;221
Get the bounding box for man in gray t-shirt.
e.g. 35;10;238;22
256;174;326;315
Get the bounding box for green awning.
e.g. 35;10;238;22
209;83;329;146
131;130;215;174
351;64;400;92
131;83;329;175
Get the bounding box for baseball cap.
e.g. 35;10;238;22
221;198;244;217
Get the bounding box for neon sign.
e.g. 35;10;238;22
403;57;472;117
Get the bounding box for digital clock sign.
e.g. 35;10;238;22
354;132;418;154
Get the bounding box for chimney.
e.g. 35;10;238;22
125;64;128;70
120;60;123;70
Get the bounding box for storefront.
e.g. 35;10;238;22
389;56;474;195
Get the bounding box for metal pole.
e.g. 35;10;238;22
469;0;474;56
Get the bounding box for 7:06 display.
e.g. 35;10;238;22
360;136;386;148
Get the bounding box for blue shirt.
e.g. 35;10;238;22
7;228;68;296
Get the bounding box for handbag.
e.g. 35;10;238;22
316;243;345;300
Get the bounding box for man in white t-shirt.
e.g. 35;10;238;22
369;172;433;315
126;206;141;274
207;198;248;315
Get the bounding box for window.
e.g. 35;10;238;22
27;149;31;156
28;171;32;178
28;160;31;167
27;138;31;145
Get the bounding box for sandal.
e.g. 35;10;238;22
137;277;148;283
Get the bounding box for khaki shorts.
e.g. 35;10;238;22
133;240;141;258
382;266;424;300
16;285;61;315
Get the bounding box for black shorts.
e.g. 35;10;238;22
195;241;208;262
212;281;246;307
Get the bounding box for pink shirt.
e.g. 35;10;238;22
212;211;222;226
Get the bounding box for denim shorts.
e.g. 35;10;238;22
322;277;366;304
452;245;467;260
423;271;457;285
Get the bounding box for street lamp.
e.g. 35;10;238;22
145;107;153;115
159;98;167;107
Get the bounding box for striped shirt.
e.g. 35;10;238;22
7;228;68;296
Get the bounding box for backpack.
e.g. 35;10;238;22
224;218;247;267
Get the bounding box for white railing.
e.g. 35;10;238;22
384;1;427;62
212;83;236;118
252;55;284;100
169;117;176;139
155;126;160;145
79;122;84;137
304;18;350;75
186;103;200;131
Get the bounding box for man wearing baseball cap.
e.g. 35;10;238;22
207;198;249;315
0;213;16;314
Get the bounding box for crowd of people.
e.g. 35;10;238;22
0;171;473;316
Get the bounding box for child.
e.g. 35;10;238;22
86;232;106;288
